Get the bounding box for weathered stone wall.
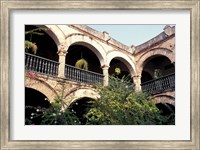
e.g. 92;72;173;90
134;26;175;77
26;73;99;107
153;91;175;106
25;25;175;106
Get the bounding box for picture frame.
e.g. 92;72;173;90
0;0;199;149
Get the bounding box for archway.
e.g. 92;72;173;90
65;34;106;67
68;97;95;124
25;87;51;125
153;94;175;124
25;77;58;103
137;48;175;76
107;51;136;78
109;58;132;82
155;102;175;125
154;93;175;124
154;94;175;105
141;55;175;83
66;44;102;74
25;25;59;61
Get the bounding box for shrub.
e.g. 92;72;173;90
25;98;80;125
85;76;174;125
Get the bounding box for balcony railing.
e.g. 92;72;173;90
141;73;175;94
65;64;104;84
25;53;174;92
25;53;104;84
25;53;59;76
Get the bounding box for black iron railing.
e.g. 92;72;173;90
25;53;59;76
65;64;104;84
141;73;175;94
25;53;104;84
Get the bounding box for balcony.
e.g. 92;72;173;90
141;73;175;94
25;53;175;94
25;53;59;76
65;64;103;84
25;53;104;84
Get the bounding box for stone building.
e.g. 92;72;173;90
25;25;175;117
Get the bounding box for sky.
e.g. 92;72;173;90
88;25;166;46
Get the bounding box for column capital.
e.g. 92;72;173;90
101;64;110;70
57;43;68;56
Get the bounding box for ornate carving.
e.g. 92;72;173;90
57;43;67;56
101;64;110;70
128;45;135;54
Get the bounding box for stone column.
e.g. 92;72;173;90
133;75;142;91
57;43;67;78
101;65;109;86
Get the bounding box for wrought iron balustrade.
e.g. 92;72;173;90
65;64;104;84
141;73;175;94
25;53;59;76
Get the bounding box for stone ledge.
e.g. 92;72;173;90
69;25;131;53
135;26;175;54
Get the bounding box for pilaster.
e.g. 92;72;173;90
101;65;109;86
57;43;67;78
133;75;142;91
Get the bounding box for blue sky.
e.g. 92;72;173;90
88;25;166;46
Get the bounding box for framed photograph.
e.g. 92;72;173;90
1;0;199;149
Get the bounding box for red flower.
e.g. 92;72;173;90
27;71;37;79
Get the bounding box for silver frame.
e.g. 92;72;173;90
1;1;199;149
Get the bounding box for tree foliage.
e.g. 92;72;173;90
25;27;48;54
25;76;175;125
85;76;175;125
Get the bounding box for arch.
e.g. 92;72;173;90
25;87;52;125
25;87;51;108
25;77;59;103
36;25;65;46
153;95;175;106
137;48;175;75
63;88;99;107
65;34;106;66
107;51;136;77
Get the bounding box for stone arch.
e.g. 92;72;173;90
107;51;136;77
63;88;99;107
137;48;175;75
65;34;106;66
25;78;59;103
35;25;65;47
153;95;175;106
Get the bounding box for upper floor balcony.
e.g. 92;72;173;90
25;53;104;84
141;73;175;94
25;53;175;94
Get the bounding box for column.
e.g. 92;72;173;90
57;44;67;78
101;65;109;86
133;75;142;91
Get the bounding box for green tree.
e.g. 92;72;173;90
25;27;48;54
85;76;174;125
25;76;175;125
